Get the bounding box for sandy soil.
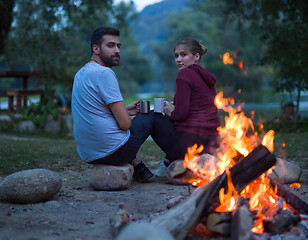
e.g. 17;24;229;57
0;160;307;240
0;165;192;240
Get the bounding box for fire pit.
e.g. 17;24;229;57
111;92;308;240
150;92;308;240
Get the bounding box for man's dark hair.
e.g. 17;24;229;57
90;27;120;54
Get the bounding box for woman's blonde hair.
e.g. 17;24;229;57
174;38;207;60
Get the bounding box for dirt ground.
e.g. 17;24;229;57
0;160;307;240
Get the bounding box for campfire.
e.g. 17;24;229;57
150;92;308;240
110;92;307;240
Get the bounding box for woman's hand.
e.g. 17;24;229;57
126;99;141;116
164;101;174;117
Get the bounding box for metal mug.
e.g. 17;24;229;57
154;98;166;113
140;100;150;113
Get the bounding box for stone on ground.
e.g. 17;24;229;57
91;164;133;191
269;158;302;184
116;222;174;240
0;115;11;121
17;120;36;132
0;169;62;203
44;114;61;133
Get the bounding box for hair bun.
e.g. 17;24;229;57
201;45;207;55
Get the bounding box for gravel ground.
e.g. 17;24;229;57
0;160;307;240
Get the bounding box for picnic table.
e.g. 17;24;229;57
0;71;54;111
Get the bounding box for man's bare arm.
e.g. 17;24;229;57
109;101;131;131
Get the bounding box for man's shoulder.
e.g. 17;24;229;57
76;64;117;83
81;63;115;74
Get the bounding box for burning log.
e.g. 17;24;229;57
263;208;301;234
203;144;277;216
151;171;227;240
151;144;276;240
269;176;308;214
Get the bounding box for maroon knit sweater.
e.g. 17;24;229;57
171;64;220;135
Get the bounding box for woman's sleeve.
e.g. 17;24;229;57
171;77;191;121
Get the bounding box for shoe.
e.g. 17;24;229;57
133;161;154;183
155;160;168;178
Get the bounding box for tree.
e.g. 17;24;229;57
155;0;269;98
111;1;153;95
4;0;152;96
221;0;308;125
0;0;15;55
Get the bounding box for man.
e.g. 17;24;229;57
71;26;153;182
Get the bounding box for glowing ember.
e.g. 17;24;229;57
183;91;298;233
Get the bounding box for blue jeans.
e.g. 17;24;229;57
89;112;154;165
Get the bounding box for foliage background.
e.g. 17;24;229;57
0;0;307;129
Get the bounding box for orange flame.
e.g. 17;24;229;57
183;91;297;234
237;61;243;70
262;130;275;152
216;169;238;212
220;50;247;74
222;52;234;64
290;183;301;190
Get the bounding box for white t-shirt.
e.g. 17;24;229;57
71;63;130;162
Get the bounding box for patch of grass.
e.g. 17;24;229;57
138;140;165;164
0;133;86;175
273;132;308;168
1;131;307;176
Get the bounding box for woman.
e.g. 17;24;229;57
152;37;221;177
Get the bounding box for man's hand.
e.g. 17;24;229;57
164;101;174;117
126;99;141;116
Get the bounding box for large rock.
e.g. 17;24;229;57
91;164;133;191
62;114;73;135
0;169;62;203
268;158;302;184
0;115;11;121
17;120;36;132
44;114;61;133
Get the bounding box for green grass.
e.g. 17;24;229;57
273;132;308;168
0;131;307;176
0;133;86;175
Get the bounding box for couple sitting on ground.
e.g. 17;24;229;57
71;26;221;183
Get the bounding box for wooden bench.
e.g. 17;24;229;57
0;71;55;111
0;89;55;112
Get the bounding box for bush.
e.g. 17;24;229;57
21;96;60;129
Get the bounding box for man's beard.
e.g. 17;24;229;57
99;51;120;67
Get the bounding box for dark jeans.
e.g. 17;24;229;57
151;112;219;163
89;112;153;165
90;111;219;165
